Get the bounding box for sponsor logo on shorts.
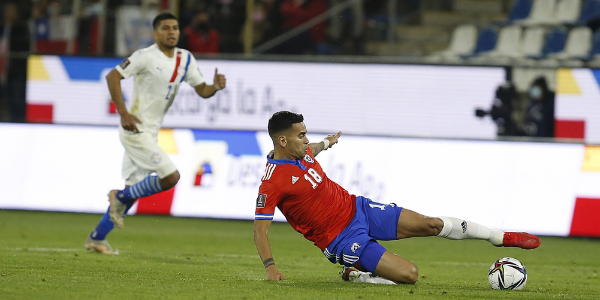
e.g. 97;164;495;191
256;194;267;208
461;220;468;233
304;154;314;163
151;152;162;164
351;242;361;253
119;59;131;69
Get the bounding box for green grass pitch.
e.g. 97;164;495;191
0;209;598;299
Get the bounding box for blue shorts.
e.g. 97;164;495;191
323;196;403;269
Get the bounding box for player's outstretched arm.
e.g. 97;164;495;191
194;68;226;98
254;219;286;280
309;131;342;157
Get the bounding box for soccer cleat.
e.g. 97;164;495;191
340;267;397;284
502;232;541;249
341;267;360;282
108;189;127;229
84;236;118;255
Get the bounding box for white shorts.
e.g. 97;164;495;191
119;127;177;186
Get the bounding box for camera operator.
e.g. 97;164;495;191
475;81;520;136
522;77;555;138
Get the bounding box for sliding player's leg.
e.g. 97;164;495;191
396;209;540;249
342;241;417;284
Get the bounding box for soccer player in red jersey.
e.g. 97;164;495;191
254;111;541;284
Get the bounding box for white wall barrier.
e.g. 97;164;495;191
1;123;599;237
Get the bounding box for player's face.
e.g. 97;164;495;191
287;122;309;160
153;19;180;49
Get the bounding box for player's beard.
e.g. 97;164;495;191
161;40;178;49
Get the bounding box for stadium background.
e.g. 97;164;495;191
2;0;600;240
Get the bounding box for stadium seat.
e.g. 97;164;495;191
430;24;478;58
519;27;546;57
470;27;498;57
588;30;600;58
576;0;600;25
548;26;593;59
539;27;568;57
479;25;523;57
508;0;533;23
551;0;582;24
516;0;557;25
586;30;600;66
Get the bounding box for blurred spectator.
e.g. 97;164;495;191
243;0;270;47
523;77;555;138
0;2;30;123
259;0;285;53
328;0;364;54
78;0;104;55
279;0;327;54
179;11;220;54
212;0;246;53
31;0;51;41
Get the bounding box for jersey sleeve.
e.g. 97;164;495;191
184;54;205;87
115;50;145;79
255;181;283;221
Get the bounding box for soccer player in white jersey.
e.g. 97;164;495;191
84;13;226;254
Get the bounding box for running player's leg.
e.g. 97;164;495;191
107;133;178;228
86;157;146;253
396;209;540;249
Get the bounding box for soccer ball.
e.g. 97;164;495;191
488;257;527;290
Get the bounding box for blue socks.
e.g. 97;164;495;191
116;175;163;204
90;175;162;241
90;203;133;240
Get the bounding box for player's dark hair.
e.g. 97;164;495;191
153;12;179;30
268;111;304;138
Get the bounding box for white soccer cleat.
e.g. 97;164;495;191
108;189;127;229
84;236;118;255
340;267;396;285
341;266;361;281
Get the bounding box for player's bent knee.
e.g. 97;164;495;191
427;217;444;235
402;264;419;284
160;170;180;190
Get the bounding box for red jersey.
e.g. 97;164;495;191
255;147;356;250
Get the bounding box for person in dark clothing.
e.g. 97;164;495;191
278;0;327;54
523;77;555;138
179;11;220;54
1;3;30;123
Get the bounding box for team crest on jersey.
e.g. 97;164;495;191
119;59;131;69
291;176;299;184
351;242;361;253
304;154;314;164
150;152;162;164
256;194;267;208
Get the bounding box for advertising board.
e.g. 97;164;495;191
2;123;599;237
554;68;600;144
26;55;504;139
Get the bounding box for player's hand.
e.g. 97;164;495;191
214;68;226;90
265;268;286;281
121;112;142;132
325;131;342;149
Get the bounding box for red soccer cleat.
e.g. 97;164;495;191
502;232;541;249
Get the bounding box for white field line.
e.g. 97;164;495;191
9;247;81;252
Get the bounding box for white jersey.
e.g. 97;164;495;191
115;44;205;135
